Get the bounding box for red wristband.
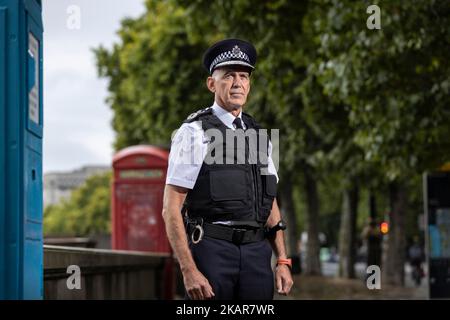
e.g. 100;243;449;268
276;258;292;269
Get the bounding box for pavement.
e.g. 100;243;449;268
280;261;428;300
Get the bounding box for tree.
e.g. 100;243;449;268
44;172;112;237
307;0;450;285
94;1;212;150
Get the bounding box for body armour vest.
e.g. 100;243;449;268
183;107;278;225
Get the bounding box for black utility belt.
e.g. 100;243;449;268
187;222;266;245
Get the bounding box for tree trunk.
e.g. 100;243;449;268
369;191;377;220
303;166;322;275
382;182;407;286
338;183;359;278
278;175;298;257
366;191;382;268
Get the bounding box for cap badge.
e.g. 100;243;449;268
232;45;242;56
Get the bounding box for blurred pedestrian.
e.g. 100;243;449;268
361;217;382;267
408;236;424;286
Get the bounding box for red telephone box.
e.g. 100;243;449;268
111;145;170;253
112;145;175;299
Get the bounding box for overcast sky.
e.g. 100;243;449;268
42;0;145;174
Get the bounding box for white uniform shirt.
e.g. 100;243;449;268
166;101;279;189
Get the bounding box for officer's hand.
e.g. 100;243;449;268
275;265;293;296
183;268;215;300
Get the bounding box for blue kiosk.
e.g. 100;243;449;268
0;0;43;299
424;170;450;299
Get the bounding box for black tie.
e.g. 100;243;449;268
233;118;244;130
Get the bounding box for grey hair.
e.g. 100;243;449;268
212;68;226;81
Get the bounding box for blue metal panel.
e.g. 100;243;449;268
24;0;43;300
0;0;43;299
0;5;6;300
24;0;42;30
24;1;43;299
23;138;43;299
1;0;23;300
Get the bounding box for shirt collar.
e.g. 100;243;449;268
212;101;244;130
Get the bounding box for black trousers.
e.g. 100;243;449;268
187;236;274;300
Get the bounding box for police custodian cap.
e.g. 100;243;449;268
203;38;257;74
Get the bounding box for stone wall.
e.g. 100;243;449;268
44;245;172;299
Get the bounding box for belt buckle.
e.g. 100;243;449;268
232;229;246;245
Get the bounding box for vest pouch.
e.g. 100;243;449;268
261;173;277;211
210;167;250;202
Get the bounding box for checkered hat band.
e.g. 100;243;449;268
209;50;250;73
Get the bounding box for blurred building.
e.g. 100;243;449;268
43;165;110;207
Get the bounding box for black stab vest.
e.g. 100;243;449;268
183;108;277;224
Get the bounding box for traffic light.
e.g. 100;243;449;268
380;221;389;234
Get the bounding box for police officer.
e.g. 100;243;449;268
162;38;293;300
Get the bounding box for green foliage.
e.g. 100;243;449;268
44;172;112;237
307;0;450;180
94;1;214;150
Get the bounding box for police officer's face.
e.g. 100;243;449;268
207;67;251;110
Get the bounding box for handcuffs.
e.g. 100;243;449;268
187;217;204;244
183;204;205;244
191;223;204;244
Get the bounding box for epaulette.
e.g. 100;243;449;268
183;107;213;123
